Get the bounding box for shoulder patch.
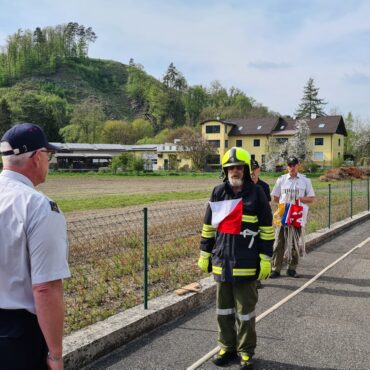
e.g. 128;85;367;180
50;201;60;213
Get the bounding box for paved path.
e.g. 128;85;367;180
83;219;370;370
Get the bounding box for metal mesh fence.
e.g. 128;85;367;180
64;179;369;334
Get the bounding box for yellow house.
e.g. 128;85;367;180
156;143;192;171
201;115;347;169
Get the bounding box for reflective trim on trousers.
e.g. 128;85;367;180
216;307;236;315
236;310;256;321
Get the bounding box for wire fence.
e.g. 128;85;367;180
64;179;370;334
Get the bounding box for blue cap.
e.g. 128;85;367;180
0;123;60;156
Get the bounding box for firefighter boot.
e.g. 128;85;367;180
240;354;254;369
212;348;238;366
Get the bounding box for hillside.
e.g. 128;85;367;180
0;58;137;140
0;23;277;143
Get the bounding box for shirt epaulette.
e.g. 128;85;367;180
50;201;60;213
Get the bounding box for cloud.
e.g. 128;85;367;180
248;61;291;70
343;72;370;85
1;0;370;119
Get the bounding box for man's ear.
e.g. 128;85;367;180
30;151;41;167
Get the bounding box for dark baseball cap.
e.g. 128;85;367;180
287;156;299;165
0;123;60;156
251;159;260;169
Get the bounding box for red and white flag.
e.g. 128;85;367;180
209;198;243;234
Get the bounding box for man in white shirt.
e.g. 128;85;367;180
0;123;70;370
270;156;315;278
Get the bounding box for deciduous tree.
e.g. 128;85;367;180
0;98;12;136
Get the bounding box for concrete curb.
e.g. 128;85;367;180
63;210;370;370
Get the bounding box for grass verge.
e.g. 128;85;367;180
57;190;210;212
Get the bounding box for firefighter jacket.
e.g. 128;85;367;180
200;181;274;283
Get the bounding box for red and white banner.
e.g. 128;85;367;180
209;198;243;234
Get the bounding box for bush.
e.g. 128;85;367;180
111;153;144;174
301;161;319;173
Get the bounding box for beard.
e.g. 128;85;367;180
229;176;243;188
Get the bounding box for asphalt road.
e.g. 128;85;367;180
83;219;370;370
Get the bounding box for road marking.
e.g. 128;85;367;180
186;237;370;370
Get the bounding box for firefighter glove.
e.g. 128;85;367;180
197;251;212;273
258;254;271;280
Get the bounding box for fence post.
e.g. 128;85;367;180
143;207;148;309
350;180;353;218
328;183;331;228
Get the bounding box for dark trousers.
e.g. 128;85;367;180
0;309;48;370
216;281;258;356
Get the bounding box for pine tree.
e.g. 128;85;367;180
295;78;327;118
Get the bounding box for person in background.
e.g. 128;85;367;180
270;156;315;279
197;147;274;370
251;159;271;202
0;123;70;370
251;159;271;289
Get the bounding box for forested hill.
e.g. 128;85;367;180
0;22;278;144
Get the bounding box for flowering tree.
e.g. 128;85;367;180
288;119;312;162
265;137;288;171
265;120;312;171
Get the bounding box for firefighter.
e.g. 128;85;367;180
197;147;274;369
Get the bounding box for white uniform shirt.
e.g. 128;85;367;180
271;172;315;226
271;172;315;204
0;170;71;314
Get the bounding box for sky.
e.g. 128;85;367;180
1;0;370;122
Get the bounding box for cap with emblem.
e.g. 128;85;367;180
251;159;259;169
0;123;60;156
287;156;299;166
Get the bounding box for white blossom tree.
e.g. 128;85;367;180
288;119;312;162
265;137;288;171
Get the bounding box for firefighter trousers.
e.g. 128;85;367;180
216;280;258;356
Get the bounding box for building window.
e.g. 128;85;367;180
315;138;324;145
338;138;341;146
253;139;260;147
236;140;242;147
206;125;220;134
208;140;220;148
225;140;228;148
277;138;288;144
313;152;324;161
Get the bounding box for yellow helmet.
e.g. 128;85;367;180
221;147;252;181
222;147;251;169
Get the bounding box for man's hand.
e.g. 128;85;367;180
258;254;271;280
197;251;212;273
47;356;64;370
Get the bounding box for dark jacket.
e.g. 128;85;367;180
256;178;271;202
200;181;274;283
